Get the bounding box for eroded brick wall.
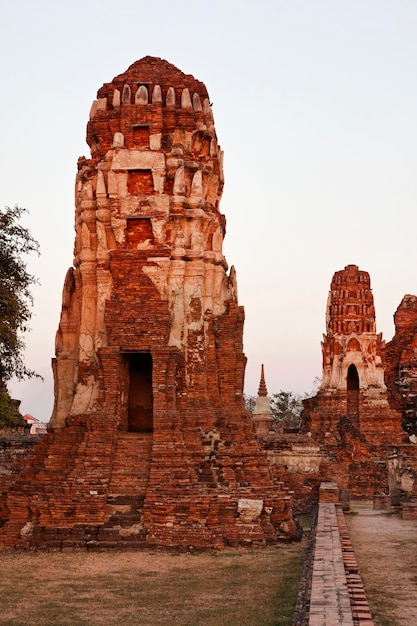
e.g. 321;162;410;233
0;57;298;549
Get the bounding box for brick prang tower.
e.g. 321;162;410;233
0;57;297;549
302;264;403;446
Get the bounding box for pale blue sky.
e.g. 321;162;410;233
2;1;417;420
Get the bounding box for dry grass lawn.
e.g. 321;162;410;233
0;542;304;626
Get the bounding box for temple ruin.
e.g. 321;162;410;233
384;294;417;438
256;265;417;509
3;58;417;551
0;57;297;549
302;264;403;447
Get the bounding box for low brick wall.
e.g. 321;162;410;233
0;433;43;474
402;501;417;519
294;484;374;625
309;502;355;625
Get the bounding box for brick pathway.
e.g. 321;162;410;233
308;499;374;625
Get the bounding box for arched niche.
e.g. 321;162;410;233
347;363;359;427
347;337;361;352
347;364;359;390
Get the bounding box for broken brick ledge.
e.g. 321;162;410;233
293;482;374;626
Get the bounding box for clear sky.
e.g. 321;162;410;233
2;0;417;421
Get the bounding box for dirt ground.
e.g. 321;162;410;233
347;502;417;626
3;505;414;625
0;542;303;626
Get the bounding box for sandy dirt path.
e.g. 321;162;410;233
347;502;417;626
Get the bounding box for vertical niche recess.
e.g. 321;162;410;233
347;363;360;428
122;352;153;432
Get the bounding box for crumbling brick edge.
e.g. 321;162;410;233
293;489;374;625
292;508;317;625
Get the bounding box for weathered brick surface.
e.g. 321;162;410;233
318;481;339;503
302;265;403;448
384;294;417;437
253;267;417;510
0;57;297;549
304;496;374;626
297;265;406;501
0;433;42;473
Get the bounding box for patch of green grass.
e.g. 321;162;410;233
297;515;313;533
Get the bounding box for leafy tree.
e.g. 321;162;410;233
270;390;306;430
245;378;320;431
0;385;24;428
0;206;40;427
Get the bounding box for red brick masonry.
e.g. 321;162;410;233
308;486;374;625
0;57;298;549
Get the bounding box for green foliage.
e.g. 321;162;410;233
0;205;40;384
270;390;306;430
0;386;21;429
245;389;309;431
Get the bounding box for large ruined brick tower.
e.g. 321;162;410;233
302;265;403;447
0;57;296;548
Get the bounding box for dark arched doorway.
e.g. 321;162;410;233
347;364;359;427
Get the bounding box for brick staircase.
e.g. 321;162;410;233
93;432;153;547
